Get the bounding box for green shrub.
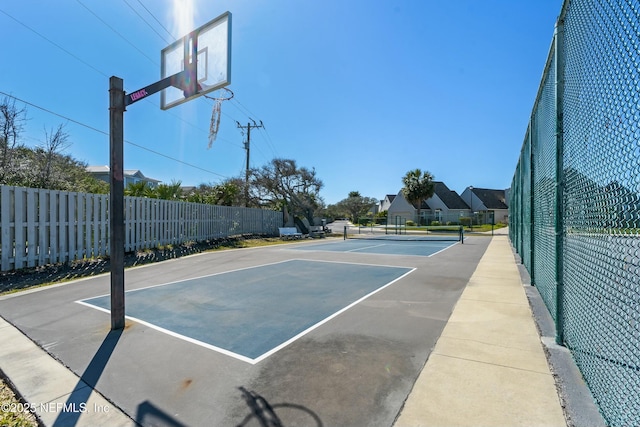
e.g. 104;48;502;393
459;217;472;227
406;220;415;226
430;220;441;226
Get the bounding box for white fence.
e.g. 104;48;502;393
0;185;283;271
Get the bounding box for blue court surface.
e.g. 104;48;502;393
292;238;458;257
78;259;414;363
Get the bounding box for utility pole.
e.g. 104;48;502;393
236;119;264;206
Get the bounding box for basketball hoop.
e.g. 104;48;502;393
204;87;234;148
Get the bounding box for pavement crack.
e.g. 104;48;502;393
432;352;551;376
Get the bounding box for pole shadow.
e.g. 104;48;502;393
236;387;323;427
135;400;187;427
51;330;122;427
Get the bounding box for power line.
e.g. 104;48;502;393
0;7;110;78
121;0;173;45
75;0;158;66
0;91;229;179
135;0;176;40
228;97;278;157
230;97;260;119
0;6;240;151
257;126;279;158
1;3;264;137
1;4;266;168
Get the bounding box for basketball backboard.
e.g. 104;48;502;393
160;11;231;110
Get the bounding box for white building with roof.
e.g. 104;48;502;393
86;166;161;188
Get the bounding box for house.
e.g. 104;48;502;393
378;194;396;213
386;191;427;225
86;166;161;188
427;182;472;224
385;182;470;225
460;187;509;224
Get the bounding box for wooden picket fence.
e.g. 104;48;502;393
0;185;282;271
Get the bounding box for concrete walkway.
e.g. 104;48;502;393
0;316;135;426
394;233;567;427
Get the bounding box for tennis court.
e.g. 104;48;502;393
293;238;458;257
292;224;463;257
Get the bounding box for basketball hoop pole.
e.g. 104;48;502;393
108;11;231;331
109;76;126;330
108;35;198;331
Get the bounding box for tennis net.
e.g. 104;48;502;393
343;225;464;243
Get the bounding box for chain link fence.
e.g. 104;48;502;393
510;1;640;425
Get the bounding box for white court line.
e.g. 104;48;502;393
290;257;412;270
252;267;416;364
76;258;300;300
76;262;416;365
428;241;460;257
287;241;453;258
75;300;255;364
346;243;386;252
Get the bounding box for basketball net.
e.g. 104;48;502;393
204;88;234;148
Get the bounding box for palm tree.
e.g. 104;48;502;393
401;169;435;226
155;180;182;200
125;181;153;197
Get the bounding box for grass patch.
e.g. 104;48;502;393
466;224;508;232
0;375;39;427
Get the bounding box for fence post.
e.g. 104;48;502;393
554;17;565;345
529;120;535;286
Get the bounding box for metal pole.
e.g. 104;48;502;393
491;211;494;236
554;17;566;345
245;124;250;206
529;120;536;286
237;120;263;207
469;187;473;230
109;76;126;330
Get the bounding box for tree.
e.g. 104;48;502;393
0;96;27;184
35;123;71;189
401;169;435;226
125;181;154;197
186;179;242;206
250;158;323;222
213;178;243;206
52;154;109;193
337;191;378;224
0;98;105;193
321;203;343;222
154;180;183;200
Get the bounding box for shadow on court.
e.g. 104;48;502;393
236;387;323;427
135;401;187;427
52;330;122;427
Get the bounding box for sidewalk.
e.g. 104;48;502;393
0;316;135;426
394;233;567;427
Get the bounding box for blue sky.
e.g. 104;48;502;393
0;0;561;205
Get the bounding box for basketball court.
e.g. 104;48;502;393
0;236;491;426
78;259;415;364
